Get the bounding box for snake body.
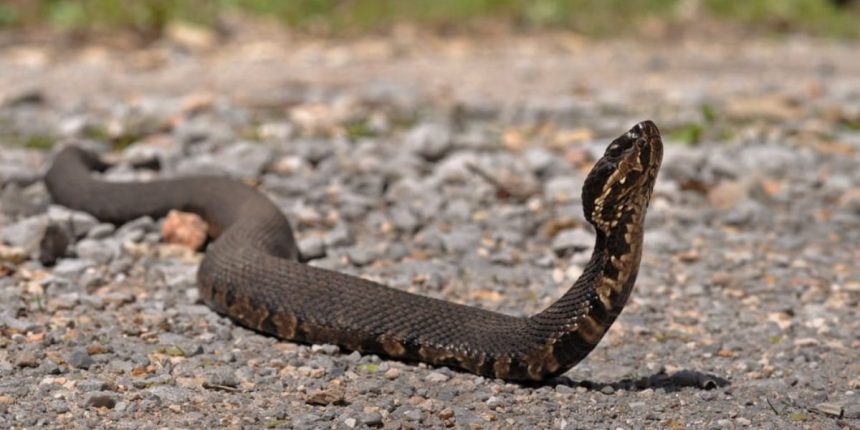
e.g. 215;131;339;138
45;121;662;381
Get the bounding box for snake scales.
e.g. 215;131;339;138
45;120;662;381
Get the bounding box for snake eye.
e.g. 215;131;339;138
606;137;632;158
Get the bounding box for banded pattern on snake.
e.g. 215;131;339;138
45;120;663;381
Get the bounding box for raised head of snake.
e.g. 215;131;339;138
520;120;663;380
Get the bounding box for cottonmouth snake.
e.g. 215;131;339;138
45;120;663;381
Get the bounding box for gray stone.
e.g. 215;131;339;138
15;349;41;368
311;344;340;355
523;148;556;174
813;402;843;417
77;379;109;392
324;223;354;247
545;176;584;202
347;248;376;267
406;123;452;161
146;385;189;404
440;225;481;253
361;411;383;427
843;403;860;419
115;216;155;243
0;215;47;251
390;206;420;233
425;372;449;383
206;367;239;388
86;223;116;239
299;236;326;260
85;391;118;409
403;409;422;421
68;349;94;370
75;238;119;264
552;228;595;256
47;205;99;238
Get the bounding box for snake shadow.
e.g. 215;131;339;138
543;369;729;392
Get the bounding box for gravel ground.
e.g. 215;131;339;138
1;31;859;429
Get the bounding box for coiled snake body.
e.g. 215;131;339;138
45;121;663;381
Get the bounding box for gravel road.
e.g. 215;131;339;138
0;31;858;429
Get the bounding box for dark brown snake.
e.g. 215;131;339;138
45;120;663;381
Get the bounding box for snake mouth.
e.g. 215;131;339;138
633;120;660;139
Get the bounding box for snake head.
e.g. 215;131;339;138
582;120;663;233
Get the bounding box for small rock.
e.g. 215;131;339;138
161;210;208;251
77;379;109;392
707;180;749;210
735;417;751;426
486;396;503;408
47;205;99;238
552;229;595;256
115;216;155;241
299;236;326;260
545;176;584;202
15;349;41;368
86;223;115;240
85;391;118;409
1;215;47;251
406;123;452;161
425;372;450;383
843;403;860;419
384;368;401;380
813;402;843;417
306;386;346;406
347;248;376;267
216;141;273;178
206;367;239;388
403;409;422;421
67;349;94;370
75;238;118;264
311;344;340;355
389;206;420;233
324;223;354;247
0;244;28;264
361;412;383;427
147;385;189;404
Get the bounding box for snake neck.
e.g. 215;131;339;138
523;220;644;377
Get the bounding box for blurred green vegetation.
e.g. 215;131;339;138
0;0;858;37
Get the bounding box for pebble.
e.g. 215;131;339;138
551;228;595;256
425;372;450;383
361;412;383;426
324;223;354;247
75;238;118;264
813;402;843;417
85;391;118;409
46;205;99;238
15;349;41;368
0;215;47;250
67;349;94;370
206;367;239;388
347;248;376;266
298;236;326;260
403;409;422;421
405;123;452;161
843;403;860;419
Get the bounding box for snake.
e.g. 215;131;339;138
44;120;663;381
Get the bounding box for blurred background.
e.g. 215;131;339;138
1;0;859;38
